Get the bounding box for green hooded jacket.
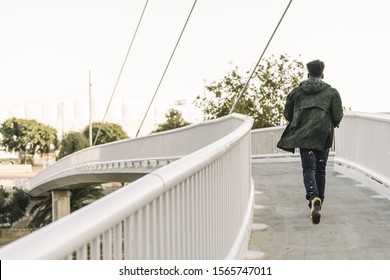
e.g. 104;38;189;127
277;77;343;153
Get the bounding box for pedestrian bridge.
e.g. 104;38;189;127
0;112;389;259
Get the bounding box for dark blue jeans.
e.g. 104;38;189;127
300;148;330;204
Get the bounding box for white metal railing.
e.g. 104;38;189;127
251;126;293;157
251;126;336;159
0;113;254;260
334;111;390;189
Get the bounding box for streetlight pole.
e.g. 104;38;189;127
89;70;92;147
61;102;64;138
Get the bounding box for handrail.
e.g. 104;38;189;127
334;111;390;189
251;126;292;157
0;113;254;260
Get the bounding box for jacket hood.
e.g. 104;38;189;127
300;77;329;94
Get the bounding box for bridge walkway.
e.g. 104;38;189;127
247;159;390;260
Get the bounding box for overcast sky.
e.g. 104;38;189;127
1;0;389;121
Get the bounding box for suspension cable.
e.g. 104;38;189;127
135;0;198;137
93;0;149;145
229;0;293;115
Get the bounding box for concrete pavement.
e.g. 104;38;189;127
247;159;390;260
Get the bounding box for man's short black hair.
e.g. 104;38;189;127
306;60;325;78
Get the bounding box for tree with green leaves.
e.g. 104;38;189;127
83;122;128;146
0;118;59;163
7;188;30;227
28;196;52;228
58;132;89;159
194;54;305;129
152;109;191;133
0;188;30;227
0;189;10;225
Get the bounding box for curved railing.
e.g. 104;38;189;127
27;114;249;196
334;111;390;189
0;113;254;260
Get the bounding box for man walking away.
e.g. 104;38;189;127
277;59;343;224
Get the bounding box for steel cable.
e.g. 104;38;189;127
229;0;293;115
94;0;149;145
135;0;198;137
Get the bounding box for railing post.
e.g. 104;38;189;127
52;190;71;221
